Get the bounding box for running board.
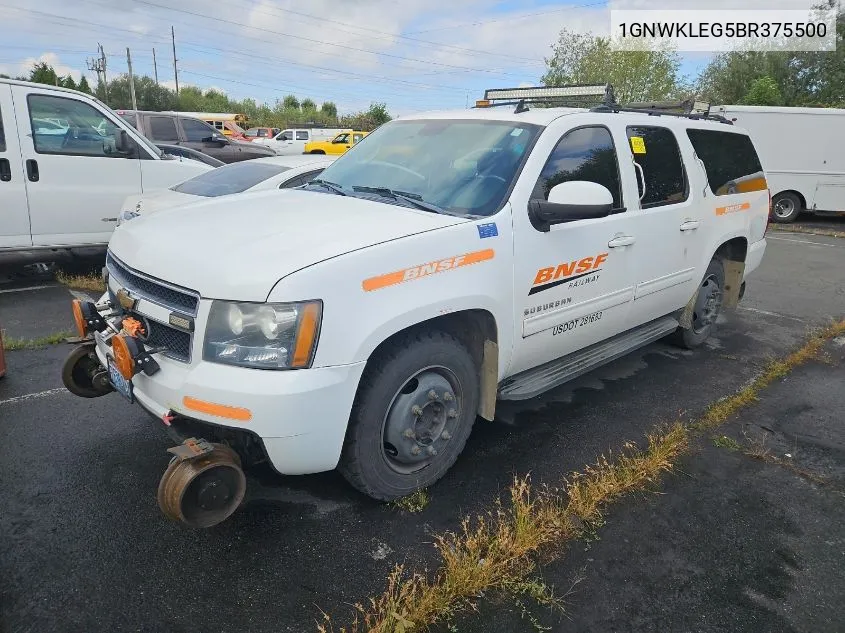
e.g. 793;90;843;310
498;316;680;401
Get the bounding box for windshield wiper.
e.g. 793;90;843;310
308;179;347;196
351;186;447;215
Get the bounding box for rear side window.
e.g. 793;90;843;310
626;126;687;208
296;131;309;141
119;112;137;128
0;104;5;151
149;116;179;141
172;161;289;197
531;126;623;209
686;129;765;196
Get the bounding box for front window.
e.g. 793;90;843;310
309;119;541;217
171;161;290;197
27;94;130;157
181;118;217;142
332;133;350;144
279;131;293;141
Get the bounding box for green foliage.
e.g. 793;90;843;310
29;61;59;86
741;76;783;106
542;28;684;103
61;75;77;90
321;101;338;117
301;98;317;112
77;75;92;94
282;94;300;111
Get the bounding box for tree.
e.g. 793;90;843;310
282;94;300;111
366;102;391;126
301;98;316;112
29;62;59;86
77;75;92;94
740;76;783;106
321;101;337;118
543;28;683;103
61;75;77;90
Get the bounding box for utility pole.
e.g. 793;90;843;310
152;47;158;84
171;26;179;96
87;46;106;96
126;48;138;111
100;43;109;102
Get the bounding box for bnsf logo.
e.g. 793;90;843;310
534;252;608;286
403;255;466;281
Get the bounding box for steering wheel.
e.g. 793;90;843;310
366;160;425;181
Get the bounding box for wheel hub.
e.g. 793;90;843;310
693;276;722;332
196;479;232;511
383;369;460;470
774;198;794;218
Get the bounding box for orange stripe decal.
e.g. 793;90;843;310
715;202;751;216
182;396;252;422
362;249;495;292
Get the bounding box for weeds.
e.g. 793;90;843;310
319;318;845;633
390;490;430;514
55;271;106;293
712;435;742;451
2;330;74;350
769;224;845;239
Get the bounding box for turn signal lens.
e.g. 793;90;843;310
292;302;321;368
71;299;87;337
111;334;136;380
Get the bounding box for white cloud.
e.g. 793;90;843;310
0;52;82;82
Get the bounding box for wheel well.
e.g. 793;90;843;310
715;236;748;263
773;189;806;209
368;309;497;370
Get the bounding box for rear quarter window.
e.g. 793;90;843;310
686;129;766;196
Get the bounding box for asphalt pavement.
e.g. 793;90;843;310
1;230;843;633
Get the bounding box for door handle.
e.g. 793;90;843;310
0;158;10;182
26;159;39;182
680;220;701;231
608;235;636;248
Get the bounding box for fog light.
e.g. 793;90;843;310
72;299;107;336
111;333;160;379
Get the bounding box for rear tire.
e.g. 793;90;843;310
670;258;725;349
771;192;802;223
339;331;479;501
61;343;112;398
309;150;326;155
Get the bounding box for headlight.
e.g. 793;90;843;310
203;300;322;369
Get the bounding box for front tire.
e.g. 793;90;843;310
339;331;479;501
671;258;725;349
771;192;802;223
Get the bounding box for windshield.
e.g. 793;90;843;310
172;161;289;197
311;119;541;217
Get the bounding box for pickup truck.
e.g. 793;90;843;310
304;130;369;155
117;111;276;164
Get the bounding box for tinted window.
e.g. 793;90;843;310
279;131;293;141
119;112;137;128
333;133;349;144
296;131;309;141
0;104;5;152
686;129;765;196
280;176;303;189
353;133;363;144
149;116;179;141
172;161;289;197
531;126;622;208
181;118;215;142
27;94;127;158
626;126;687;208
258;129;269;137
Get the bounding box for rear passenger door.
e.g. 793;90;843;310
624;124;705;326
180;118;234;162
0;83;31;248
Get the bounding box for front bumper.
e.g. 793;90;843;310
93;334;366;475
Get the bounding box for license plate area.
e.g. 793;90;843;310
108;357;134;403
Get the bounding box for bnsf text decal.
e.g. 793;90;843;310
529;252;608;296
362;249;495;292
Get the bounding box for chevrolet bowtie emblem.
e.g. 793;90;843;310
115;287;137;310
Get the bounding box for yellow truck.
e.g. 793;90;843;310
304;130;368;155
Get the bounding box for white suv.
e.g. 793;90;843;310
62;85;769;527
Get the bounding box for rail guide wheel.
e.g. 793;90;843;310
157;439;246;528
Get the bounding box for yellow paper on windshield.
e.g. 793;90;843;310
630;136;646;154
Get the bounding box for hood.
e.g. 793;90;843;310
108;189;469;301
137;189;198;215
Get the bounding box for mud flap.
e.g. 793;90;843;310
722;260;745;310
478;339;498;421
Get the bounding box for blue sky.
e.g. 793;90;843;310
1;0;720;116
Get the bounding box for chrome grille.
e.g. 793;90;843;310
106;252;199;316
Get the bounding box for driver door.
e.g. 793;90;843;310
11;84;142;246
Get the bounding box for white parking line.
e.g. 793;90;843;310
0;284;56;294
0;387;67;406
767;235;845;249
738;306;804;322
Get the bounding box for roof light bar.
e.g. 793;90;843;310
484;84;609;101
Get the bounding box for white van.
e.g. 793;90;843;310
63;85;768;527
255;128;344;155
0;79;212;262
714;105;845;223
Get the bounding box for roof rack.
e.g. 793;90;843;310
475;84;733;124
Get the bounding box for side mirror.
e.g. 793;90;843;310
115;130;134;156
202;135;228;145
528;181;615;232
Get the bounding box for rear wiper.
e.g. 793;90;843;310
351;186;447;215
308;179;347;196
